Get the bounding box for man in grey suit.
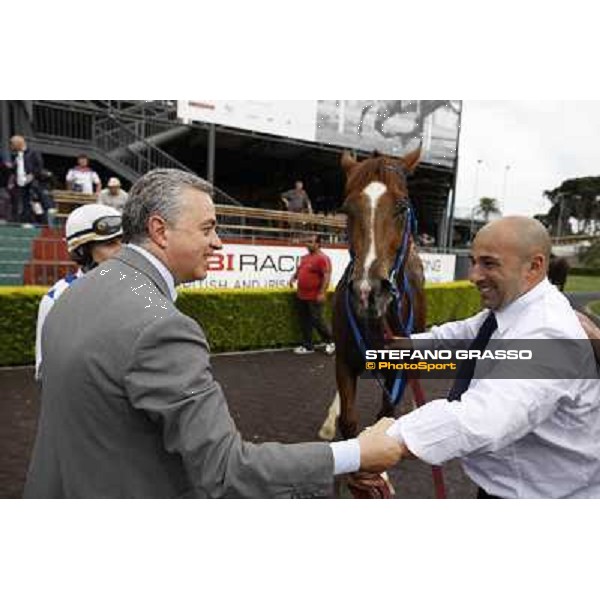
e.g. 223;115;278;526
24;168;401;498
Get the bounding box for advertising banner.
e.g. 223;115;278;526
182;243;456;290
178;100;317;141
177;100;461;169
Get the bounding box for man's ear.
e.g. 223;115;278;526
147;214;168;249
530;253;546;278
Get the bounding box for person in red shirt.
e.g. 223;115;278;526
289;234;335;355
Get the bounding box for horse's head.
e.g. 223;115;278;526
340;148;420;319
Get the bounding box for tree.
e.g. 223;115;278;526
475;197;501;222
543;176;600;235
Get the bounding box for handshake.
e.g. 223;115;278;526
356;417;409;472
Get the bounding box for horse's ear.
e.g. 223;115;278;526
341;151;357;174
401;146;421;173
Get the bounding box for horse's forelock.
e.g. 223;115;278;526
345;156;408;201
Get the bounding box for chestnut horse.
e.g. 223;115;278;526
332;148;426;440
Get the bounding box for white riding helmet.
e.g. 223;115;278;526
66;204;123;253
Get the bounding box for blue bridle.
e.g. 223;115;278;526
344;198;417;406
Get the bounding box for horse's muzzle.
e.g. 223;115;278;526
350;278;394;319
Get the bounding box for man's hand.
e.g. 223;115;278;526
316;291;325;302
358;417;403;472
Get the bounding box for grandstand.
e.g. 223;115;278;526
0;100;462;284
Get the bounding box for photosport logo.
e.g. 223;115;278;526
359;340;598;381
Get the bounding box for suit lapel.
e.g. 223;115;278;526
114;246;173;301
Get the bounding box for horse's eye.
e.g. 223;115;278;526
394;203;408;216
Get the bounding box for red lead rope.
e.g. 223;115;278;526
407;377;448;499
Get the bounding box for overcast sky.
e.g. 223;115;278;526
454;100;600;219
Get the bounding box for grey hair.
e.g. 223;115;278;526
122;168;213;244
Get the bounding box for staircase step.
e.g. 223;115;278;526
0;247;31;261
0;273;23;285
0;224;41;239
0;261;28;274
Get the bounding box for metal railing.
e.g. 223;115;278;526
50;190;347;244
31;101;242;206
93;113;192;176
93;102;179;147
33;102;96;143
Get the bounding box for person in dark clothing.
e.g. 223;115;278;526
548;253;570;291
280;180;313;214
3;135;44;223
289;234;335;355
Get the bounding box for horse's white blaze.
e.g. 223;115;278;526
359;181;387;301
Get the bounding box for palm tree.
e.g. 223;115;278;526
475;197;501;222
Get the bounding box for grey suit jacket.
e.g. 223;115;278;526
25;247;334;498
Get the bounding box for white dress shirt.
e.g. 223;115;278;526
387;278;600;498
15;151;27;186
128;243;361;476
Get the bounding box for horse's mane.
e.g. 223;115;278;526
345;155;407;199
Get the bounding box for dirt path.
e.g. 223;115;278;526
0;351;475;499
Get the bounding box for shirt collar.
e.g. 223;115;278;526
494;278;552;334
127;243;177;301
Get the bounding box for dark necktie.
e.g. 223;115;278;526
447;311;498;402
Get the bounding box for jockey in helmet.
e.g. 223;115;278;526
66;203;123;272
35;203;124;380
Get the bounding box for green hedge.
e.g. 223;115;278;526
570;267;600;277
0;281;482;366
0;287;47;366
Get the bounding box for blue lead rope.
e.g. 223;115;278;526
345;206;417;406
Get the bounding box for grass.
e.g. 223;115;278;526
565;275;600;293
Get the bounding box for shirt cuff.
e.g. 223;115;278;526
386;419;404;443
329;438;361;475
396;399;464;465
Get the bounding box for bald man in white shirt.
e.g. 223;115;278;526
387;216;600;498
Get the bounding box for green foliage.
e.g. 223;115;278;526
175;289;320;352
579;241;600;268
0;287;48;366
543;176;600;235
0;283;482;366
570;266;600;277
424;281;482;326
475;197;501;221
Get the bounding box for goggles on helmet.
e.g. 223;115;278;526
67;215;122;243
